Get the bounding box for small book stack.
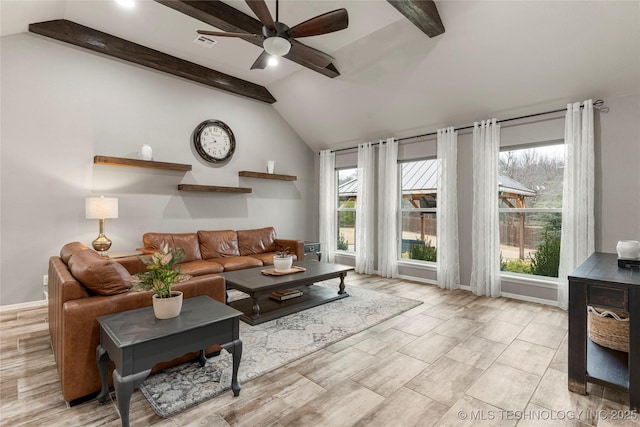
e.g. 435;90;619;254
269;289;303;301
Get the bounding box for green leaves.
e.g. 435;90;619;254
275;245;291;258
131;243;189;298
409;239;437;262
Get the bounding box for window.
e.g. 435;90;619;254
337;168;357;252
399;159;438;262
498;143;564;278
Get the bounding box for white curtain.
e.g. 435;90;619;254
355;143;375;274
437;127;460;290
378;138;399;278
319;149;336;263
471;119;501;297
557;100;595;309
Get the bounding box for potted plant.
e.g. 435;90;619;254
127;243;191;319
273;246;293;272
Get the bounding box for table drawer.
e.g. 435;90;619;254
588;285;628;311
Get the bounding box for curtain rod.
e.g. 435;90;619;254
328;99;607;154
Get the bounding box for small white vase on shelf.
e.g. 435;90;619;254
267;160;275;174
140;144;153;161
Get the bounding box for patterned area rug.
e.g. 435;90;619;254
140;281;422;417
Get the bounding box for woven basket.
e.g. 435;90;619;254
587;306;629;352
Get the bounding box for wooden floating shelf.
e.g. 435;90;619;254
238;171;297;181
94;155;192;172
177;184;252;193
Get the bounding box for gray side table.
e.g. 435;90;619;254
96;296;242;427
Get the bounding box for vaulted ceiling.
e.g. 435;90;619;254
2;1;639;152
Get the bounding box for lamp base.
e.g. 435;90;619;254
92;234;112;256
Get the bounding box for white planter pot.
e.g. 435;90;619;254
273;255;293;272
152;291;183;319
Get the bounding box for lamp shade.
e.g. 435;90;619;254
263;36;291;57
85;196;118;219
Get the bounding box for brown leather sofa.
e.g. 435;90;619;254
140;226;304;276
48;242;226;405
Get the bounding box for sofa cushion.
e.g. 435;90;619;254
211;256;263;271
143;233;202;263
60;242;90;264
248;252;277;266
198;230;240;259
178;260;224;276
237;227;277;256
67;250;131;296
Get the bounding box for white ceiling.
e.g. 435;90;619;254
3;0;640;152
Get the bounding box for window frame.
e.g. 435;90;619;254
336;167;357;254
498;140;565;281
397;157;438;264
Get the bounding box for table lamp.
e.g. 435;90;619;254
85;196;118;255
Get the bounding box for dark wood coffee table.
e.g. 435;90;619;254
96;296;242;427
221;260;354;325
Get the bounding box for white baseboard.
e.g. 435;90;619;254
0;299;47;312
500;291;558;307
460;285;558;306
397;274;438;286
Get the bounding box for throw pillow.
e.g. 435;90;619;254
60;241;90;264
68;250;131;296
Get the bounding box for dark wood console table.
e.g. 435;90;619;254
568;252;639;410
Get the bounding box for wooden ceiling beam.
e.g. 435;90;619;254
386;0;445;38
28;19;276;104
157;0;262;35
155;0;340;78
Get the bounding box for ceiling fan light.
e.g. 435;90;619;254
267;56;279;67
263;37;291;57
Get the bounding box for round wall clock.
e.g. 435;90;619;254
193;120;236;163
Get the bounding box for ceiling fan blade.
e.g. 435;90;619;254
197;30;262;42
250;50;271;70
287;9;349;38
246;0;275;29
288;39;334;69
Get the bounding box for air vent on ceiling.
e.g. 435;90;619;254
193;35;217;48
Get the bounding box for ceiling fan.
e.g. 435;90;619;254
197;0;349;70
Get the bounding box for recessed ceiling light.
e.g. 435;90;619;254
267;56;278;67
115;0;135;9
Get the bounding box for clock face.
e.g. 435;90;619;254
193;120;236;163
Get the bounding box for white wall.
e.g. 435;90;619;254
0;33;319;305
595;94;640;251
